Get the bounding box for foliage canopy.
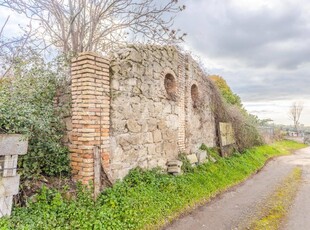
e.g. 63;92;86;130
209;75;242;107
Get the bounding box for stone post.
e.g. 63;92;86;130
0;134;28;217
70;52;110;184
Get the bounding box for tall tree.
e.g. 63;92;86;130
0;0;186;55
289;101;303;134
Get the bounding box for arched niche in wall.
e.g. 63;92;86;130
164;73;177;101
191;84;199;108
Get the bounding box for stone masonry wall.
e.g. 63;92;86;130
109;46;181;179
109;45;216;180
69;46;217;183
185;56;216;153
54;83;72;147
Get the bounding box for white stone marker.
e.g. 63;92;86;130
0;134;28;217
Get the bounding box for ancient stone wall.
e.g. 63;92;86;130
184;56;216;153
69;45;217;183
54;83;72;147
108;45;216;180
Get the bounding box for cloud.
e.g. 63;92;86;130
174;0;310;124
178;0;310;69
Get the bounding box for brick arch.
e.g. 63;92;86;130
161;67;178;79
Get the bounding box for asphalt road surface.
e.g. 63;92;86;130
165;147;310;230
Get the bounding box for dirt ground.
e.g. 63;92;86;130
164;147;310;230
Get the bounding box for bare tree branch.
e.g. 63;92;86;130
0;17;36;78
289;101;303;134
0;0;186;55
0;15;10;39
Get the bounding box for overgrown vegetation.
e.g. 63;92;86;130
208;75;264;151
0;140;305;229
178;153;194;173
209;75;242;107
0;55;70;178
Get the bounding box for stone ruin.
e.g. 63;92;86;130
66;45;218;184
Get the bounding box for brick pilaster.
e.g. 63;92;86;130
177;53;186;152
70;52;110;184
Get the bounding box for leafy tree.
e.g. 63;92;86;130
209;75;242;107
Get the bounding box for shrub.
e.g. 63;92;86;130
208;79;264;152
0;55;70;178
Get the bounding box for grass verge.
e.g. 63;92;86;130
245;167;302;230
0;140;306;230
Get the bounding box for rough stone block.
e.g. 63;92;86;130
155;144;163;154
0;134;28;156
153;129;162;143
147;118;157;131
127;119;141;133
167;166;181;174
166;160;182;167
196;150;208;164
163;142;178;157
187;154;198;165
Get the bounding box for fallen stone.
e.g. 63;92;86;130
187;154;198;165
167;166;181;174
209;156;217;163
196;150;207;164
166;160;183;167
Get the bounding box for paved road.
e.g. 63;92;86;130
165;147;310;230
283;147;310;230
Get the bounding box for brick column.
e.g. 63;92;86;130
184;55;192;153
177;53;186;152
70;52;110;184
